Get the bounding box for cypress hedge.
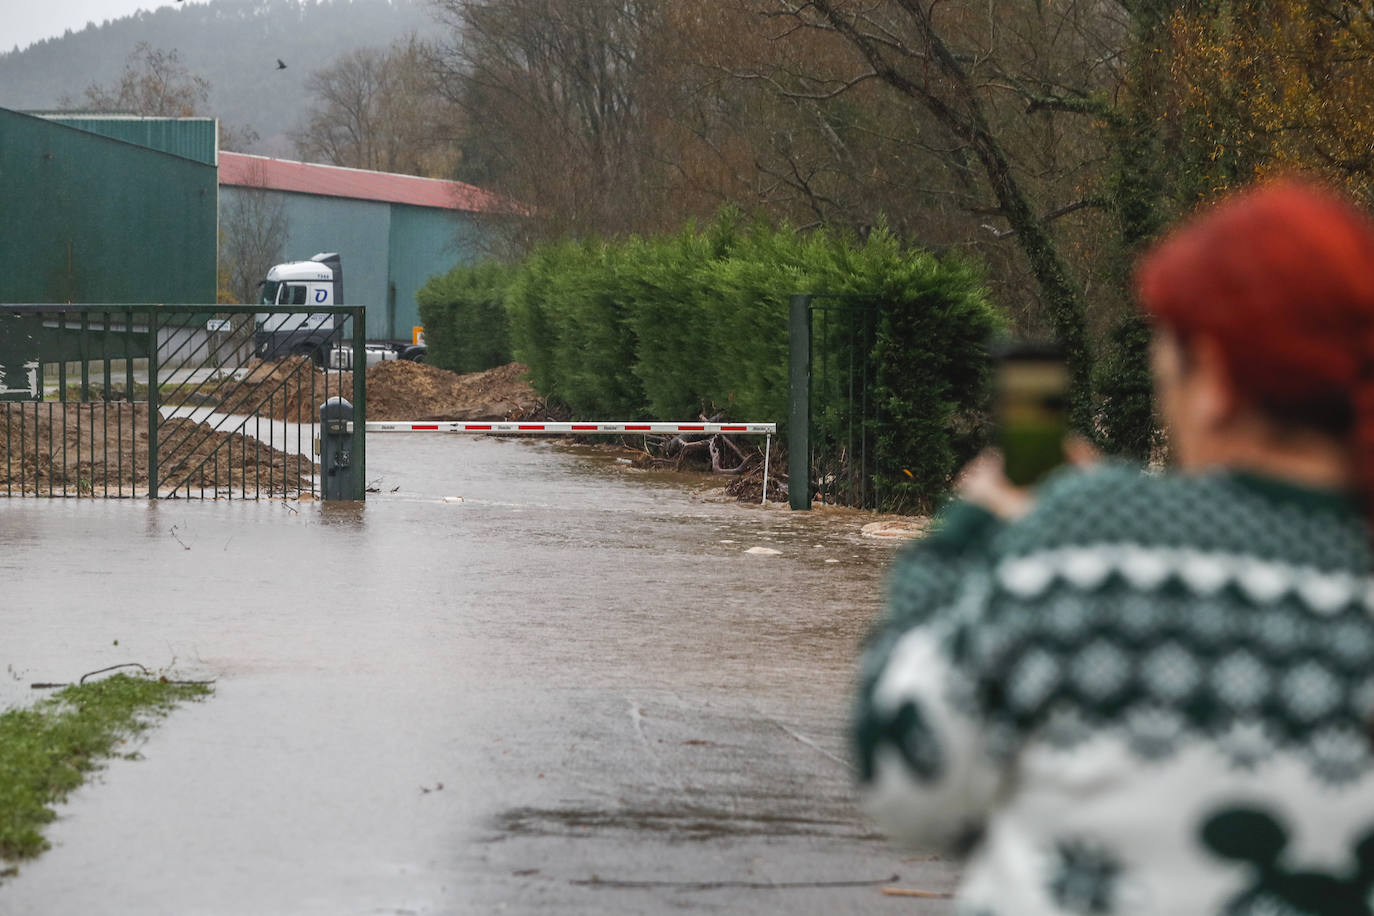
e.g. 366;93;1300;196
416;259;513;374
417;214;1000;510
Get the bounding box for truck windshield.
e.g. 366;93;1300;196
260;280;281;305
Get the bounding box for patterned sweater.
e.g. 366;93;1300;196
854;465;1374;916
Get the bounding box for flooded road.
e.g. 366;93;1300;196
0;435;958;914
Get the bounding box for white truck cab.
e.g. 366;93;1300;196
256;252;340;339
254;252;426;367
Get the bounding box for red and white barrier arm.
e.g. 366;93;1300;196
356;421;776;435
353;420;779;505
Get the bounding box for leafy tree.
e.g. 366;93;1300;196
1165;1;1374;202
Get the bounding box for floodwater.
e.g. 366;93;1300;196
0;436;958;914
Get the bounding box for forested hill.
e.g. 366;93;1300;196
0;0;442;154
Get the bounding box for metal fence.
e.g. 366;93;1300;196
789;293;889;511
0;304;365;499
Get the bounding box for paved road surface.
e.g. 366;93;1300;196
0;436;958;914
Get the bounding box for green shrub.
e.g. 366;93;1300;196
419;212;999;509
542;240;645;416
417;260;513;373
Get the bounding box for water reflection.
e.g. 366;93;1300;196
318;500;366;528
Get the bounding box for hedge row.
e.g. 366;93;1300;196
415;259;513;375
417;214;1000;511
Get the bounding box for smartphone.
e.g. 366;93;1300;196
994;341;1070;487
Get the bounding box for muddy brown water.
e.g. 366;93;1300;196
0;436;958;914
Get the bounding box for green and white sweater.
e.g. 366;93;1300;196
854;465;1374;916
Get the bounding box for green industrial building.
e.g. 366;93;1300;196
0;108;218;304
219;152;505;341
1;108;503;342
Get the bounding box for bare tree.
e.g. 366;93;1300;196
73;43;210;117
219;162;288;306
724;0;1136;424
220;123;261;154
69;41;262;153
290;36;463;177
431;0;664;240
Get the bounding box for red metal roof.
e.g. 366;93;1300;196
218;151;508;213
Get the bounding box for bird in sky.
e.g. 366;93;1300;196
276;59;287;70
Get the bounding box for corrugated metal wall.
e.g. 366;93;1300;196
0;108;218;304
269;193;393;338
38;114;219;166
388;205;482;343
224;186;483;341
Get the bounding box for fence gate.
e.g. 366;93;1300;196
0;304;364;500
788;293;889;511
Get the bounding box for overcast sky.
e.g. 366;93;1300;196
4;0;189;54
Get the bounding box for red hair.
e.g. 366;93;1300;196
1136;179;1374;506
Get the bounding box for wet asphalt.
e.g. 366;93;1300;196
0;435;959;914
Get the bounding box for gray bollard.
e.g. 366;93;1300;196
319;397;355;500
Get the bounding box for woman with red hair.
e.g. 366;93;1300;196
853;181;1374;915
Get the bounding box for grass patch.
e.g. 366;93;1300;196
0;674;211;862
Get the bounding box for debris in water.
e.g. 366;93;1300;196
745;546;782;556
442;496;464;503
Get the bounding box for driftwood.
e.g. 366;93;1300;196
572;873;900;890
881;887;955;899
639;413;753;474
707;436;747;474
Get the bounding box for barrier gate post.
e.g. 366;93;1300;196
320;397;356;500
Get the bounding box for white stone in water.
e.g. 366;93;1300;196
860;520;925;540
745;546;782;556
720;539;736;544
825;558;840;564
442;496;464;503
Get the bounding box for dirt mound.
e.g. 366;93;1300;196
198;359;548;423
0;402;315;497
0;359;553;497
156;416;318;496
365;361;545;421
202;357;350;424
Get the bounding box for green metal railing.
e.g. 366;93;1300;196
0;304;365;499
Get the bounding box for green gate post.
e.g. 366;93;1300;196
147;309;159;499
350;307;367;500
788;294;812;510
